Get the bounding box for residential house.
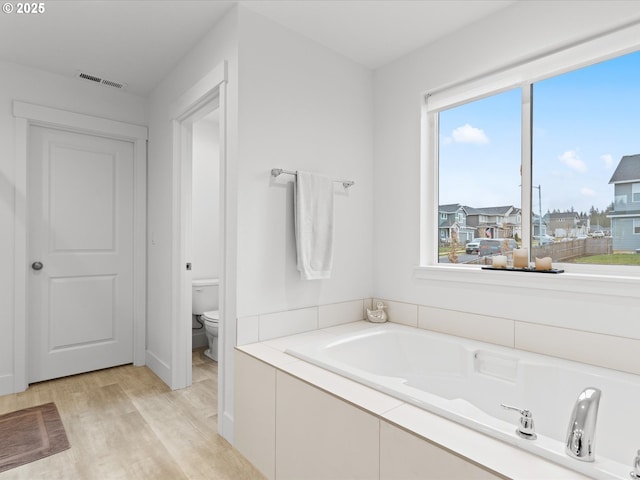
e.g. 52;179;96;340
544;211;584;238
438;204;475;244
464;205;521;240
608;154;640;252
531;212;549;238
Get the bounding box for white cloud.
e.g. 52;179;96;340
600;153;613;168
451;124;489;145
580;187;595;197
558;150;587;173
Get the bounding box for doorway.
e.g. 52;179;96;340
190;110;221;359
12;101;147;393
170;62;230;439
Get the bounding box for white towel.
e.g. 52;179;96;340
294;171;334;280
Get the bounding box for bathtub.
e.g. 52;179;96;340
285;323;640;480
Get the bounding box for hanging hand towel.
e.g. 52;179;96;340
294;171;335;280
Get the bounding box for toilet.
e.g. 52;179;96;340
192;278;220;361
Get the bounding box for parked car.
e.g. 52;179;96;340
533;234;554;245
478;238;518;257
465;238;483;254
592;230;605;237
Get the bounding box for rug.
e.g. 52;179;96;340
0;402;70;473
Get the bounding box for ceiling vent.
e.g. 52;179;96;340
76;71;127;90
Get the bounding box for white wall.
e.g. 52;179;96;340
0;61;146;395
146;4;374;440
373;2;640;356
235;6;374;318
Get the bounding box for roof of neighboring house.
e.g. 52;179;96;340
464;205;516;216
609;154;640;184
438;203;465;214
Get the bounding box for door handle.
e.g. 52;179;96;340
31;261;43;271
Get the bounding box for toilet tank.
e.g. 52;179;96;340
192;278;219;315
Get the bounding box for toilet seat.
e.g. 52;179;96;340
202;310;219;325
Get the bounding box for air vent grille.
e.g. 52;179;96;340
76;71;127;90
78;72;101;83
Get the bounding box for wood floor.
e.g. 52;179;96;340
0;348;265;480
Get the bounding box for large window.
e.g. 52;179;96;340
433;49;640;268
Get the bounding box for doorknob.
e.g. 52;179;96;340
31;261;43;271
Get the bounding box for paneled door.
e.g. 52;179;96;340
28;126;135;383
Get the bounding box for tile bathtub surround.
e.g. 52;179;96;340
236;315;260;346
258;307;318;342
515;321;640;376
235;334;586;480
373;298;418;327
318;299;366;329
418;305;514;348
237;297;640;376
236;298;368;345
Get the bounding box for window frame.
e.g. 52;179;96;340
632;183;640;203
419;21;640;281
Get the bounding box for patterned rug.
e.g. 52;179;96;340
0;402;70;473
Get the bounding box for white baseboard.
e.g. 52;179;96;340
145;349;171;386
220;410;234;443
0;374;16;396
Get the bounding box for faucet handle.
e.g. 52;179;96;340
501;403;537;440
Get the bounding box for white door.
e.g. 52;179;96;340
28;126;135;383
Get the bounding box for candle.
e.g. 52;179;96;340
513;248;529;269
535;256;552;271
492;255;507;268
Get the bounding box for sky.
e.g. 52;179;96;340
439;49;640;215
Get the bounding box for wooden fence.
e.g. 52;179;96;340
472;238;611;265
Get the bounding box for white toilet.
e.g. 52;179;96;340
192;278;220;361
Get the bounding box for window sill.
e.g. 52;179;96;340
414;263;640;299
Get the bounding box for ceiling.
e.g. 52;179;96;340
0;0;517;96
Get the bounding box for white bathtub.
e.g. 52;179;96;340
286;323;640;480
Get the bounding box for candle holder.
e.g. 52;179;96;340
535;257;552;271
492;255;507;268
513;248;529;269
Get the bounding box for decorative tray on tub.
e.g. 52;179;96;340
481;266;564;274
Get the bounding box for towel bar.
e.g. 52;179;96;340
271;168;354;189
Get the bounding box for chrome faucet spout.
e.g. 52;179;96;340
565;387;601;462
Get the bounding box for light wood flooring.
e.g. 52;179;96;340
0;348;265;480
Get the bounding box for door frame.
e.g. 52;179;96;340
169;61;232;439
12;101;148;392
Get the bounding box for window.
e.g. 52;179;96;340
428;48;640;268
437;89;521;264
615;195;627;208
533;52;640;263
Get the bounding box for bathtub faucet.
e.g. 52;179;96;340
565;387;601;462
500;403;537;440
